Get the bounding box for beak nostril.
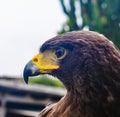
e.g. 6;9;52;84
33;58;38;62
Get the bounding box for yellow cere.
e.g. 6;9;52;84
31;52;59;73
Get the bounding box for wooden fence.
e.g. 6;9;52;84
0;78;66;117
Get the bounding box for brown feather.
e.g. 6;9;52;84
37;31;120;117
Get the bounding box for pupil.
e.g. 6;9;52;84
56;49;64;58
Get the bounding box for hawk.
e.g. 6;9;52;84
23;31;120;117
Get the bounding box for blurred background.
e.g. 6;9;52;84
0;0;120;117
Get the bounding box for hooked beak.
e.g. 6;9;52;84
23;53;59;84
23;61;40;84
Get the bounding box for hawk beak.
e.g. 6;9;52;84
23;53;59;84
23;60;40;84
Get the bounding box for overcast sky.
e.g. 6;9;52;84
0;0;66;76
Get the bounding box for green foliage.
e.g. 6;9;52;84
59;0;120;49
27;75;65;88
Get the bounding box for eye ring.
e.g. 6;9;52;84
55;48;67;59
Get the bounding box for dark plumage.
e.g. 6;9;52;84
23;31;120;117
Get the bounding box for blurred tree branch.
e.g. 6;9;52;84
59;0;120;48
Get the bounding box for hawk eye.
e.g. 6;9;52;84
55;48;66;59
